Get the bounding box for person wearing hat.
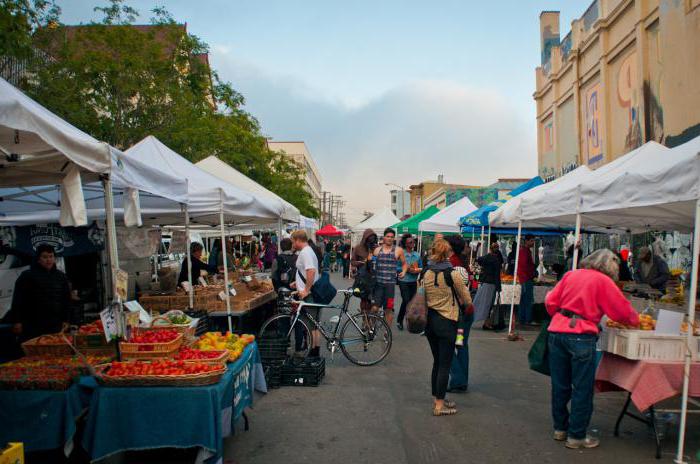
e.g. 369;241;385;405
517;234;537;325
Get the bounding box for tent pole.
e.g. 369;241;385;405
184;204;194;309
219;190;232;333
480;226;484;257
486;224;492;253
102;175;120;302
572;212;582;270
418;230;423;253
508;221;522;337
675;198;700;464
277;218;283;254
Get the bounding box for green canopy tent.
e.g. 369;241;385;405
392;205;439;235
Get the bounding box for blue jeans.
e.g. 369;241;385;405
519;280;534;324
548;332;598;439
322;253;331;270
448;312;475;389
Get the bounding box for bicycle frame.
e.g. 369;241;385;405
286;289;366;342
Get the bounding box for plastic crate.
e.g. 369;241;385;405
264;359;284;389
281;357;325;387
604;328;699;361
258;337;290;362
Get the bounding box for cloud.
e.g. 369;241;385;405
209;50;537;225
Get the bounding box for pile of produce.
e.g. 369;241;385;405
2;354;112;370
78;320;104;335
104;360;223;377
661;270;685;306
195;332;255;362
174;348;228;362
681;319;700;336
606;313;656;331
0;365;80;390
130;329;179;346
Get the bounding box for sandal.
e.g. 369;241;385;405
433;406;458;416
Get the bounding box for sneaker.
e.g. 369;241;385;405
553;430;567;441
565;436;600;449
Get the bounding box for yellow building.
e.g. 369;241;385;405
408;176;480;214
535;0;700;181
266;141;323;205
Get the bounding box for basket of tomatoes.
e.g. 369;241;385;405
75;320;114;348
21;333;74;356
173;347;228;365
0;365;81;390
96;359;226;387
119;328;183;360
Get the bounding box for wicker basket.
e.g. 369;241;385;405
119;332;183;360
95;364;226;387
21;334;75;356
175;350;229;365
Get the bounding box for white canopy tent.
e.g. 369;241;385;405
418;196;477;234
195;155;299;223
492;136;700;462
351;208;400;235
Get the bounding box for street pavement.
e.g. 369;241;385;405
225;272;700;464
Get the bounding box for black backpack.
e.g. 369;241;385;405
272;254;297;290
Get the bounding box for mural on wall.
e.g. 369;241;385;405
445;188;497;208
539;115;557;179
557;97;579;174
616;52;643;152
583;82;604;167
644;23;665;144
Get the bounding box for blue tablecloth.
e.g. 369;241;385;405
0;376;95;454
82;342;266;463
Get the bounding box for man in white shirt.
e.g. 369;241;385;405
291;230;321;356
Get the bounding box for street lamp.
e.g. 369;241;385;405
385;182;406;218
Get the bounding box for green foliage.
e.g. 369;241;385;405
21;0;319;218
0;0;60;62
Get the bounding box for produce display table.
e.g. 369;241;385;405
0;377;93;455
82;342;266;464
595;352;700;458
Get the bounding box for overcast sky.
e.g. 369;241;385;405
61;0;592;224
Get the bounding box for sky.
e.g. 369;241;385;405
60;0;593;224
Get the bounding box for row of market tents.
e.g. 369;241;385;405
350;136;700;463
0;76;317;330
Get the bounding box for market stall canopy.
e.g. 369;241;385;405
490;166;593;228
351;208;400;235
460;176;543;229
393;205;439;235
576;138;698;232
195;155;300;223
419;196;477;234
125;136;282;225
316;224;344;237
0;77;112;187
299;215;318;230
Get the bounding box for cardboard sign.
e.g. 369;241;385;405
655;309;685;335
115;269;129;302
100;306;118;342
124;300;152;325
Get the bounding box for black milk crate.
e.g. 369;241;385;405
264;359;284;389
281;357;325;387
258;336;290;362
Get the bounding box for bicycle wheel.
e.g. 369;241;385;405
258;314;312;358
339;313;392;366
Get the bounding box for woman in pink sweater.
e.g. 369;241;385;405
544;249;639;450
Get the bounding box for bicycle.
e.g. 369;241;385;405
258;288;392;366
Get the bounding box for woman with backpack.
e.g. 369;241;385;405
423;239;472;416
271;238;297;290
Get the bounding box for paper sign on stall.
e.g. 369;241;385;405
124;300;152;325
198;276;208;287
654;309;685;335
181;280;192;293
100;306;118;342
115;269;129;302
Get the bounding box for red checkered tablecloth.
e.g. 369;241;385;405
595;352;700;412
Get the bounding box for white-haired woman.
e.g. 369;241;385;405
544;249;639;449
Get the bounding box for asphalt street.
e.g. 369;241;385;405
225;271;700;464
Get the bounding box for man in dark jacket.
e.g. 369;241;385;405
351;229;378;312
5;244;71;341
634;246;670;293
178;242;218;286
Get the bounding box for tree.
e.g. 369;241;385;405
24;0;319;217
